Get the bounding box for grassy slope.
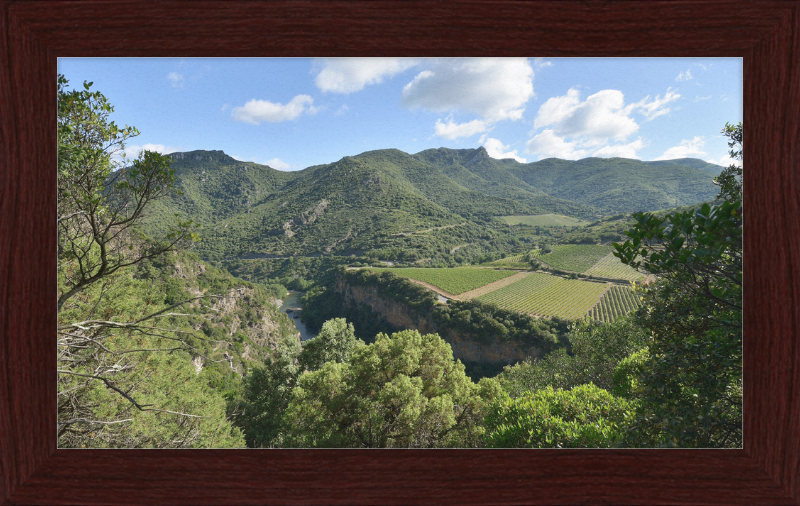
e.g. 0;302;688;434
499;214;591;227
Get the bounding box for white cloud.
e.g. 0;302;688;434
592;138;645;159
231;95;317;125
533;58;552;70
315;58;419;94
654;136;706;160
534;88;639;143
123;143;181;158
629;88;681;121
693;95;712;102
525;129;589;160
334;104;349;116
401;58;534;123
265;157;294;170
676;69;693;81
434;117;488;140
707;154;743;168
167;72;184;88
484;138;526;163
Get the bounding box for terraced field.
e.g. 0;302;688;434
540;244;614;273
584;253;645;281
477;272;609;319
589;285;643;322
368;267;516;295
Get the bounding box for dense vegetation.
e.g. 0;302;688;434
56;76;297;448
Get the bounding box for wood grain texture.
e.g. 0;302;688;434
0;1;798;504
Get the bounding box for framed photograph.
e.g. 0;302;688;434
2;1;798;504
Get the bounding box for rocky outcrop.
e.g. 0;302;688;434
334;276;543;366
280;199;330;237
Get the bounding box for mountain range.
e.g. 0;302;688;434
141;147;722;261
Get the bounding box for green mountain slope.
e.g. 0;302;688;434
142;148;720;262
508;157;721;213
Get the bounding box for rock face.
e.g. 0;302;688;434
334;276;542;366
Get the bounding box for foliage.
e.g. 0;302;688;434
498;317;649;398
230;333;302;448
611;122;743;447
432;298;570;349
298;318;361;372
282;329;501;448
484;384;634;448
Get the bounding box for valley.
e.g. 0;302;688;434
55;67;742;450
140;147;719;361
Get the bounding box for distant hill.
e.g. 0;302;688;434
506;157;721;213
141;148;722;261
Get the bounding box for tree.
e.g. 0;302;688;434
611;122;743;447
297;318;360;372
484;384;633;448
498;317;648;398
232;332;302;448
57;75;241;447
282;329;501;448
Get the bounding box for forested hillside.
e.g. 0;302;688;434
141;147;721;263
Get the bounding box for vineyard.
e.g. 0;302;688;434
589;285;643;322
476;272;609;319
539;244;614;273
368;267;516;295
584;253;645;281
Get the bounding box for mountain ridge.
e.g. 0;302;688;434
140;147;722;262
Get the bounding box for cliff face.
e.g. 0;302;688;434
334;276;542;365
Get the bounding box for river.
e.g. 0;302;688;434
278;290;318;341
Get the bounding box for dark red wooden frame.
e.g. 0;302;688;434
1;1;798;504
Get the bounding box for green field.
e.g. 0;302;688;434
368;267;516;295
499;214;591;227
589;285;643;323
539;244;614;273
584;253;645;281
477;272;608;319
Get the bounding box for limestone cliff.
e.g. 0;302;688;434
334;275;543;366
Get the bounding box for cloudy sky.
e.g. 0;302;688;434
58;57;742;171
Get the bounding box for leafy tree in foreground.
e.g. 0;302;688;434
232;332;302;448
57;75;241;447
283;329;502;448
298;317;360;372
612;122;743;447
484;384;633;448
498;317;648;398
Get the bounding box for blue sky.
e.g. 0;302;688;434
58;57;742;171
